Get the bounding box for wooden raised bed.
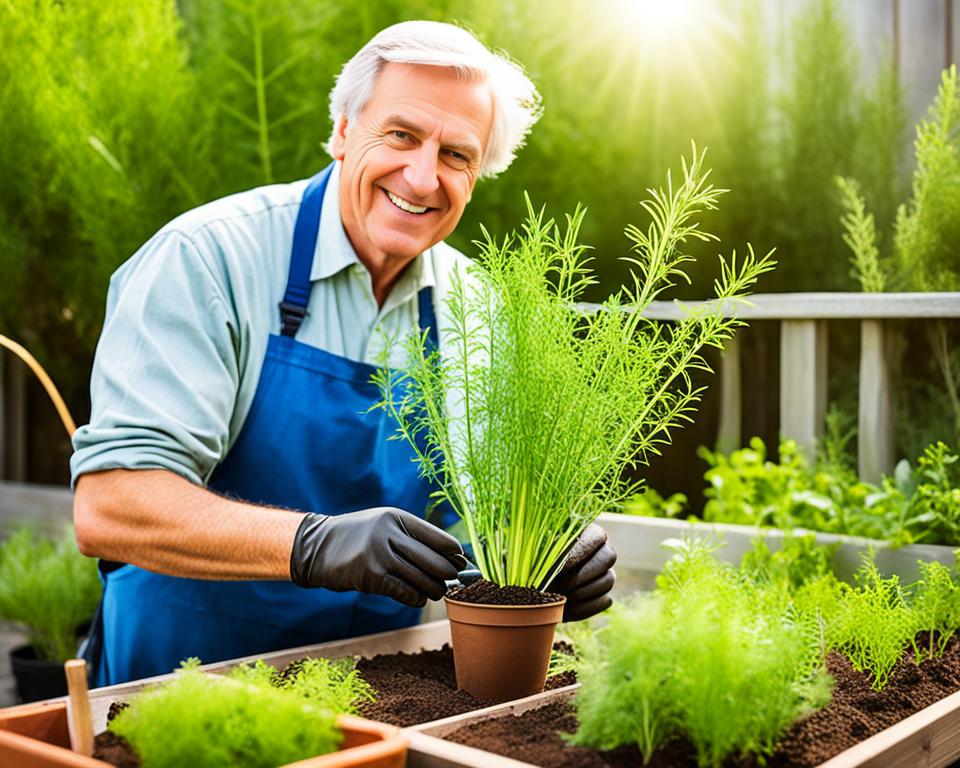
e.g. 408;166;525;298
404;684;960;768
599;512;959;593
0;700;407;768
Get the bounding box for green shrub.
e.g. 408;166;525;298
0;526;101;662
110;657;374;768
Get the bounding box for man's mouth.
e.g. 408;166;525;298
385;189;430;214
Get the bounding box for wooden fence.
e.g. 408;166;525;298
629;292;960;484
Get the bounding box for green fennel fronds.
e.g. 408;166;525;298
836;176;885;292
374;144;774;588
109;656;373;768
0;526;101;662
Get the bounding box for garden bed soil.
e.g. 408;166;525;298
441;635;960;767
92;643;576;765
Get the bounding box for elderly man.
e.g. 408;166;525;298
72;20;615;687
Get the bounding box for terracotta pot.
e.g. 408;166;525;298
444;595;566;701
0;701;407;768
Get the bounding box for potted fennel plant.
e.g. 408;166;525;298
375;145;774;700
0;526;101;702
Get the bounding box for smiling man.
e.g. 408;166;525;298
70;21;616;687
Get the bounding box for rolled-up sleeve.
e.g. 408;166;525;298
71;229;240;487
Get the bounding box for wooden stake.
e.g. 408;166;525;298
64;659;94;756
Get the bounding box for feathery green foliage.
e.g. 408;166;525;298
836;177;885;292
831;556;915;690
909;560;960;661
571;540;830;767
0;527;101;662
109;656;374;768
375;146;773;588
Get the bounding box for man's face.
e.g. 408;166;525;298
332;62;493;271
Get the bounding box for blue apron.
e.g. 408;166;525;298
90;164;452;686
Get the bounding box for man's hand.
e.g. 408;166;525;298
290;508;467;607
549;524;617;622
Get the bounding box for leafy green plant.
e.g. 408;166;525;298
0;526;101;662
375;146;774;588
571;540;830;767
621;487;688;518
109;656;374;768
739;533;838;591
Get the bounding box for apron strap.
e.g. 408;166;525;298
281;164;335;338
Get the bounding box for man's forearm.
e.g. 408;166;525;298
74;468;302;580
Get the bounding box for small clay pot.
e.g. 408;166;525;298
444;595;565;702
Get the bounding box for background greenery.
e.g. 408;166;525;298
0;0;940;484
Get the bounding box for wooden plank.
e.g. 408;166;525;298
780;319;828;460
899;0;949;127
716;336;742;454
408;731;536;768
576;292;960;321
845;0;896;83
0;482;74;538
820;686;960;768
858;320;896;483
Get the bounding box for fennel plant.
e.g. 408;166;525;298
375;145;773;589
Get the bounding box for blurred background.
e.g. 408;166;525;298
0;0;958;508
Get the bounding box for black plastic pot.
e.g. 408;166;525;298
9;644;66;702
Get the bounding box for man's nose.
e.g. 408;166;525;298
403;145;440;198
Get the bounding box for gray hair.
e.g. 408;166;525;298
327;21;541;178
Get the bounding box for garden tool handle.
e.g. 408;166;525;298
64;659;94;756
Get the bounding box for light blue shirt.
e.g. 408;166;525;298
71;163;472;487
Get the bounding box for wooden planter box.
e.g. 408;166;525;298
0;701;407;768
598;512;959;594
404;684;960;768
68;620;452;733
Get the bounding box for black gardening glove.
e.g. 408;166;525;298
549;524;617;622
290;508;467;607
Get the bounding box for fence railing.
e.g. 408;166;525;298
581;292;960;483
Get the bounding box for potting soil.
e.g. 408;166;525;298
447;579;563;605
442;636;960;767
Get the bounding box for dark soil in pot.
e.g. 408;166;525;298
92;644;577;765
443;637;960;767
447;580;563;605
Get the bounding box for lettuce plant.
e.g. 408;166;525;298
0;526;101;662
109;657;374;768
375;146;773;588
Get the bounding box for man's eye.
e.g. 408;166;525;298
391;130;410;141
445;150;469;165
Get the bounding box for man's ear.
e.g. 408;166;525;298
330;115;349;160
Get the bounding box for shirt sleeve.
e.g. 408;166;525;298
71;229;241;487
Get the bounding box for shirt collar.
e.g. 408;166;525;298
311;162;438;300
